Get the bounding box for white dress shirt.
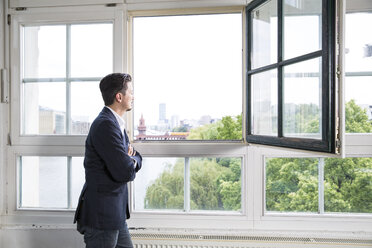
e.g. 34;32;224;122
105;106;125;136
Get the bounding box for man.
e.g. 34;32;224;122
74;73;142;248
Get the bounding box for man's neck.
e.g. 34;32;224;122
107;104;125;118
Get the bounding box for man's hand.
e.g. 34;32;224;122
128;144;136;156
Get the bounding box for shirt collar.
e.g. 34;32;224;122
105;106;125;135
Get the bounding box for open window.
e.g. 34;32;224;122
246;0;337;153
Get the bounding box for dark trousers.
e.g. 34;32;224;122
78;222;133;248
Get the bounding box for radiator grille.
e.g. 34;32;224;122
131;232;372;248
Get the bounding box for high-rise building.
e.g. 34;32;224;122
159;103;166;121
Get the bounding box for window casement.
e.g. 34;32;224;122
246;0;338;153
9;7;124;146
8;6;124;211
128;8;247;216
128;9;243;142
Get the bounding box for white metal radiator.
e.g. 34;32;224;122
131;232;372;248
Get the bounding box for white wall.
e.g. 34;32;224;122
1;228;83;248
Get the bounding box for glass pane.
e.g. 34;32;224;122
190;157;241;211
23;25;66;78
134;157;184;210
345;77;372;133
251;69;278;136
283;58;321;139
71;81;102;135
23;82;66;135
251;0;277;69
284;0;322;59
324;157;372;213
20;156;67;208
133;14;242;141
71;23;113;77
265;158;318;212
71;157;85;209
344;12;372;134
345;13;372;72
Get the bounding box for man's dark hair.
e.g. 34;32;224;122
99;73;132;106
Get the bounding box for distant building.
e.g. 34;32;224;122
39;106;90;134
72;121;90;134
199;115;212;126
136;115;189;140
39;107;66;134
159;103;166;121
364;44;372;57
170;115;180;129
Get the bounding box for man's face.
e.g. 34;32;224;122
121;81;134;112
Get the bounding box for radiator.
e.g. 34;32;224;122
131;232;372;248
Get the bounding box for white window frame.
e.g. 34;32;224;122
6;4;125;222
125;1;372;234
3;0;372;235
9;5;125;146
126;7;252;229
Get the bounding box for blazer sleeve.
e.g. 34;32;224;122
131;150;142;172
92;119;137;183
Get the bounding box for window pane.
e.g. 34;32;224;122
190;157;241;211
344;12;372;134
345;77;372;133
345;13;372;72
20;156;67;208
23;25;66;78
324;157;372;213
284;0;321;59
134;157;184;210
23;82;66;135
265;158;318;212
251;0;277;69
71;23;113;77
71;157;85;209
133;14;242;141
71;81;102;135
283;58;321;139
251;69;278;136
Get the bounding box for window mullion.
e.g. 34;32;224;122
184;157;190;212
66;24;72;135
318;158;325;214
67;156;72;209
278;0;283;138
19;157;23;208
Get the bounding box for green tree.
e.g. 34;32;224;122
324;157;372;213
283;103;320;135
145;157;241;211
216;114;242;140
266;158;318;212
187;122;221;140
187;114;242;140
267;100;372;213
145;100;372;213
145;159;184;209
172;126;188;132
345;99;372;133
323;100;372;213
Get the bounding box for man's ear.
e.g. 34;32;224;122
115;92;122;103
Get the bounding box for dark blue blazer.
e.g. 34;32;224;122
74;107;142;230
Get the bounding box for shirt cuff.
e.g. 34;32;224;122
132;158;137;169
